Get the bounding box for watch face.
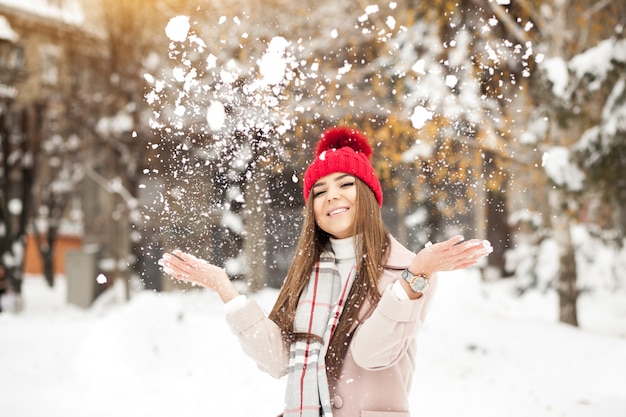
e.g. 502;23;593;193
403;269;429;293
411;277;427;292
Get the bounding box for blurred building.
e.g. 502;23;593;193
0;0;108;282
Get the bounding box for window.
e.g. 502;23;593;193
40;45;60;86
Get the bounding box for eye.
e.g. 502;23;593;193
341;181;355;188
312;189;326;198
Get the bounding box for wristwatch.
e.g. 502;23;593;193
401;269;429;293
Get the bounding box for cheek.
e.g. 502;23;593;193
312;201;324;223
349;189;357;204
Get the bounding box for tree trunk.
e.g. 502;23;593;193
618;188;626;236
558;246;578;326
33;222;59;288
42;247;55;287
243;170;268;292
486;188;511;278
550;189;579;326
394;169;409;245
114;194;132;301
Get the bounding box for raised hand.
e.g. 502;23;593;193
158;250;239;303
410;235;493;277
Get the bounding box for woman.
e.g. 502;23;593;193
159;126;492;416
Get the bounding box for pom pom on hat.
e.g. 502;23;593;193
303;126;383;206
315;127;373;160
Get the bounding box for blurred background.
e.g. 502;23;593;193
0;0;624;329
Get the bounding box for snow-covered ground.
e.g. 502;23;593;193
1;270;625;417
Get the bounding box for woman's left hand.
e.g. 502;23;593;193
409;235;493;277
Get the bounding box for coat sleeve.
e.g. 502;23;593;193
225;299;290;378
349;274;438;370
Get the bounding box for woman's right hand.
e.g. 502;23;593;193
158;250;240;303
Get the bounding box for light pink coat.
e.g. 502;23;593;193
226;236;438;417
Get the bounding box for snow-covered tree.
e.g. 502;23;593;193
506;0;626;325
292;0;538;277
571;31;626;234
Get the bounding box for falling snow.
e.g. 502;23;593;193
165;15;190;43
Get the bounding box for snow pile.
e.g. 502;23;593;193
1;271;625;417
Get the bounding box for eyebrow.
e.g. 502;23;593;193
312;174;355;189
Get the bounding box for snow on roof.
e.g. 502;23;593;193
0;14;18;41
0;0;84;26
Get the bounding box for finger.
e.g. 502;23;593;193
428;239;475;262
453;259;480;270
173;250;209;269
169;251;202;271
161;253;185;270
468;240;493;257
480;240;493;255
172;250;198;264
441;235;465;249
167;250;185;261
453;239;488;256
450;240;480;259
440;240;490;268
159;261;184;279
160;254;195;279
425;235;464;255
456;241;493;267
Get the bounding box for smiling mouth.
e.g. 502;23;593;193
328;207;349;216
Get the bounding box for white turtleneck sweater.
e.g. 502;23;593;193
329;236;408;301
329;236;357;290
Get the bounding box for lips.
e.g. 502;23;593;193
328;207;349;216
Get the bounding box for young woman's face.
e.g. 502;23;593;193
311;172;357;239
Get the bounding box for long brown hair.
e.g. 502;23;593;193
268;178;390;380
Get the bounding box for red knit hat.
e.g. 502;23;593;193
303;127;383;206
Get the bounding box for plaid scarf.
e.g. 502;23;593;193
283;250;356;417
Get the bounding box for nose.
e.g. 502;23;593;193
327;186;340;201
